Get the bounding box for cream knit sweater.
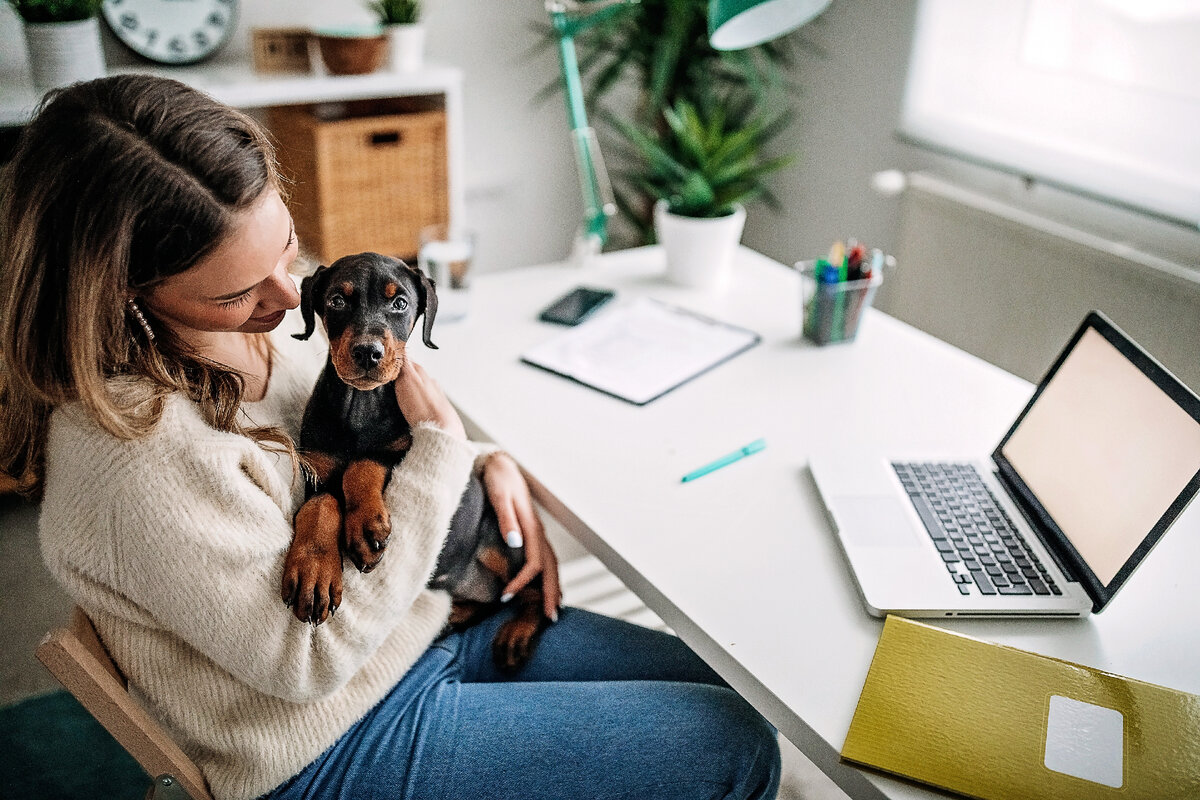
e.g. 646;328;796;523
39;311;488;800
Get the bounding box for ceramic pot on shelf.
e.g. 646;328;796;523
22;17;106;91
653;200;747;291
314;29;388;76
387;23;425;72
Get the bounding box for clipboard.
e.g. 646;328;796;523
520;297;760;405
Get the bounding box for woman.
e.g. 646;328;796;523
0;75;780;800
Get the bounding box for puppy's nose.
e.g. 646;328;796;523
352;341;385;371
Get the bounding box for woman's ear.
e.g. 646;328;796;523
294;265;332;341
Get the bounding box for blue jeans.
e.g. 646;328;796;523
264;607;781;800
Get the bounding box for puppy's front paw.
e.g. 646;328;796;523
343;503;391;572
281;540;343;626
284;493;344;625
341;459;392;572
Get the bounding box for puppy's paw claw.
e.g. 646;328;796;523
281;545;343;625
343;506;391;572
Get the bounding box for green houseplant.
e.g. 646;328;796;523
574;0;795;124
559;0;804;243
613;96;792;288
8;0;106;91
613;97;792;219
7;0;101;23
368;0;424;71
368;0;419;25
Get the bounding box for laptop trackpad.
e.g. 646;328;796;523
835;495;922;548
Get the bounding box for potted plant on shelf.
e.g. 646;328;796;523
8;0;106;91
613;96;792;290
368;0;424;72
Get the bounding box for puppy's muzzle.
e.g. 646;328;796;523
335;333;404;390
352;341;385;371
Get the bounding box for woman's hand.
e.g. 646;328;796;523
482;452;563;622
393;360;466;441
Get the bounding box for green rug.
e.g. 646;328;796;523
0;690;148;799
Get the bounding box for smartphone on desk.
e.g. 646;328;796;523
538;286;615;325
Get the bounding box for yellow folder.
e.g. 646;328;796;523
841;616;1200;800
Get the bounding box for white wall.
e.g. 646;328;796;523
742;0;921;265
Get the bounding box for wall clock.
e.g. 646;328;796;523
101;0;238;65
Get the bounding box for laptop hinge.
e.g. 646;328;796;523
992;466;1074;580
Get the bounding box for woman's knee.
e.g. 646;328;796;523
675;685;781;799
721;689;782;798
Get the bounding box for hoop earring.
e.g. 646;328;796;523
127;297;156;342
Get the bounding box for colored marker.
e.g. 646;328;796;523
811;259;837;343
681;439;767;483
847;242;866;280
830;241;848;342
828;240;845;274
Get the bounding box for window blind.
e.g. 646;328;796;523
901;0;1200;228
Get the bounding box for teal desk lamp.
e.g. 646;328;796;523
547;0;831;263
708;0;831;50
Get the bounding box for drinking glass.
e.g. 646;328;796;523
418;224;475;323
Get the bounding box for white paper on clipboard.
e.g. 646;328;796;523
520;297;760;405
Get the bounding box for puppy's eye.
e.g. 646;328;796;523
392;296;409;312
327;295;347;311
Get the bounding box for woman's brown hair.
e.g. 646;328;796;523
0;74;297;499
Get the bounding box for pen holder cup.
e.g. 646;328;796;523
798;260;884;345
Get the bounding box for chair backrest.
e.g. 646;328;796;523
36;607;215;800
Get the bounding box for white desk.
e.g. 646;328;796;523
420;245;1200;800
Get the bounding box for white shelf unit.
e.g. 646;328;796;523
0;62;466;233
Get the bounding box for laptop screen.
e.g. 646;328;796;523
994;313;1200;611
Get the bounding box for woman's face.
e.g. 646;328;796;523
143;187;301;338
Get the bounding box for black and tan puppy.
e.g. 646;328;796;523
281;251;546;669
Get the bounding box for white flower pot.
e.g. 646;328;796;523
654;200;747;291
387;24;425;72
22;17;106;92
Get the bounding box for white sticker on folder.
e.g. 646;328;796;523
1044;695;1124;788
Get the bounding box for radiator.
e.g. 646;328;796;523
874;173;1200;390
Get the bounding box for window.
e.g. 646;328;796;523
902;0;1200;228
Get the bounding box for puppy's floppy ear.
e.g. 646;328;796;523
294;264;332;341
409;262;439;350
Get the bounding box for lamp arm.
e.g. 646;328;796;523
547;0;636;254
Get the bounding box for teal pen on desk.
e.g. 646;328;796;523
680;439;766;483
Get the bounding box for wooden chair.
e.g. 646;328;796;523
36;607;214;800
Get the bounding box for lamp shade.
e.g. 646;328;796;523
708;0;831;50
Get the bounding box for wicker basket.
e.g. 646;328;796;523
268;100;449;263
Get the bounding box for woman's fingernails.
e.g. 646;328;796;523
504;530;523;548
500;593;514;604
549;609;559;623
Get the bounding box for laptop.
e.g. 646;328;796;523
810;311;1200;618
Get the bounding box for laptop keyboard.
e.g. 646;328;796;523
892;462;1061;598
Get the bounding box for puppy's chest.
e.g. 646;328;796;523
304;382;410;455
